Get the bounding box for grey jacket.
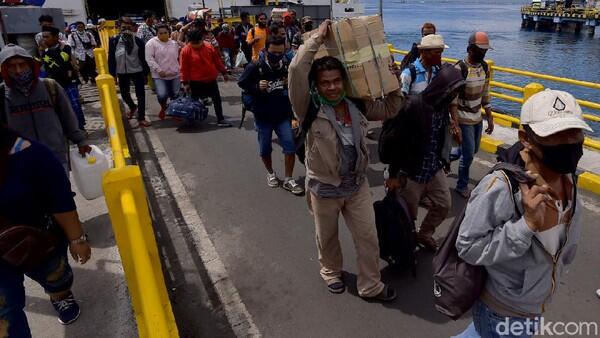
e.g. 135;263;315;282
456;170;581;316
2;80;87;164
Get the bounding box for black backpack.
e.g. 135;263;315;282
373;191;417;275
432;162;533;320
399;42;419;72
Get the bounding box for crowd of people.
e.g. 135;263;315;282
0;9;595;338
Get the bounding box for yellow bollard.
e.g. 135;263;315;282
102;166;179;338
96;74;130;160
523;82;545;102
94;48;108;75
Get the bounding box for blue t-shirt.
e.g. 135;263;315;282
0;141;76;229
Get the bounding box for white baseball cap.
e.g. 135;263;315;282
417;34;449;50
520;89;592;137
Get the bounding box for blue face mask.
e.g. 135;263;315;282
267;52;284;65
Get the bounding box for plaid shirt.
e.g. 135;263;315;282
411;112;445;183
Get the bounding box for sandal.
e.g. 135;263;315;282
327;281;346;294
362;285;397;302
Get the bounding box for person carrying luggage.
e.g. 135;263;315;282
454;90;592;338
289;20;405;301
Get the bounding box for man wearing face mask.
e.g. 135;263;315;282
450;32;495;199
454;90;591;338
238;36;303;195
291;16;313;52
108;16;151;127
400;34;446;96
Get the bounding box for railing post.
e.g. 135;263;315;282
523;82;545;102
486;59;495;84
94;48;108;76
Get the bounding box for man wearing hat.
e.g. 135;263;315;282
455;89;592;337
291;16;313;51
400;34;448;96
450;31;495;198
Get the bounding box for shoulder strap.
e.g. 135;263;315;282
455;60;468;80
42;78;58;110
481;60;489;78
409;64;417;88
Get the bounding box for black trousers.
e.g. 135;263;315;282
79;55;97;83
117;72;146;120
190;80;225;121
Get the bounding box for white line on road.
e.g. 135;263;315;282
145;128;261;337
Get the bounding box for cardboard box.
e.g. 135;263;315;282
304;15;399;100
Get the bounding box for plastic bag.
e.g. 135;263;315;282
235;52;248;68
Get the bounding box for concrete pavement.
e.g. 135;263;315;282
23;84;137;338
131;80;600;337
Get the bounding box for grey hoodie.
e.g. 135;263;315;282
0;44;87;164
456;148;581;316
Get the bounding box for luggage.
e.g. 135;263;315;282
373;191;417;275
432;162;532;320
166;94;209;123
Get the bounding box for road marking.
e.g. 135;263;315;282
145;128;261;337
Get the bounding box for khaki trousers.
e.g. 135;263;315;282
396;169;451;237
309;181;384;297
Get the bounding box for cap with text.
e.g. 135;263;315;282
520;89;592;137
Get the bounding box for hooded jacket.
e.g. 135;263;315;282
238;53;293;124
387;64;464;178
108;35;149;77
456;142;582;317
0;44;87;164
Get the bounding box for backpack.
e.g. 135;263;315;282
455;59;489;81
399;42;419;72
0;78;59;124
432;162;533;320
373;191;417;275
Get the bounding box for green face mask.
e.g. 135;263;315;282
318;90;346;107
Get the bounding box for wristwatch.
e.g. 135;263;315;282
70;233;88;245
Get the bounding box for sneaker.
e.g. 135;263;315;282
283;178;304;196
51;292;81;325
138;119;152;128
216;120;233;128
158;107;166;120
267;173;280;188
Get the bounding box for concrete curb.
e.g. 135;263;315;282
480;136;600;197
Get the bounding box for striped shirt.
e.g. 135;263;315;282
400;59;439;95
452;59;491;125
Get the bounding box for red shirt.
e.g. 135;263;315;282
179;42;226;83
217;31;236;49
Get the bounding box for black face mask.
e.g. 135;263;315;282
303;23;313;32
470;48;486;64
536;142;583;174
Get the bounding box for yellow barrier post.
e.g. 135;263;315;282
102;167;179;338
523;82;545;102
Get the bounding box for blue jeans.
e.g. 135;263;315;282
255;119;295;157
453;300;538;338
0;243;73;337
153;78;180;105
455;122;483;193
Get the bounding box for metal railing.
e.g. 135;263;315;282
94;48;179;338
389;47;600;151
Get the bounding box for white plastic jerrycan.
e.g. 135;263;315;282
70;145;110;200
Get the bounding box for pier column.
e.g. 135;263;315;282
574;22;582;33
535;21;541;31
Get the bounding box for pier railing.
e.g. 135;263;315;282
389;47;600;151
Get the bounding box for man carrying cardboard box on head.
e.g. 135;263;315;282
288;20;405;301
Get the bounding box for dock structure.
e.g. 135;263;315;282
521;4;600;34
